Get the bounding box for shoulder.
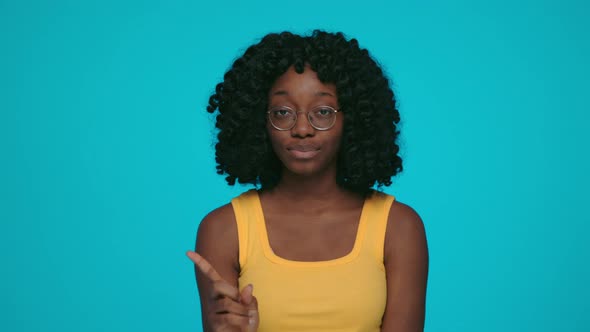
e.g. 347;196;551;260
193;202;243;293
380;198;429;329
197;189;257;248
384;199;428;264
387;200;425;234
196;203;240;273
197;203;238;245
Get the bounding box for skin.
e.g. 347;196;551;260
187;66;429;332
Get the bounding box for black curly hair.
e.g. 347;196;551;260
206;30;402;196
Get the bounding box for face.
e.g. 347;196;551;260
267;65;344;178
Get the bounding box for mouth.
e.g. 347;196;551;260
287;144;320;159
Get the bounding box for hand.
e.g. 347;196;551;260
187;251;259;332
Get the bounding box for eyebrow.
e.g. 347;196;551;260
271;90;335;97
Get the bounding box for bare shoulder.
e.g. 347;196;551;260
384;200;428;263
197;203;238;243
195;203;240;280
387;200;426;234
381;199;429;330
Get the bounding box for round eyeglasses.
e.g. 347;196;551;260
267;105;340;131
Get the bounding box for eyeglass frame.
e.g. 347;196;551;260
266;105;341;131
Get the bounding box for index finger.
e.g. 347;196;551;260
186;250;223;282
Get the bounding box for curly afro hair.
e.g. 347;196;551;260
206;30;402;196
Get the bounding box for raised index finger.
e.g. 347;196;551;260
186;251;223;282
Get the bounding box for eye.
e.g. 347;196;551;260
271;108;293;118
314;107;335;118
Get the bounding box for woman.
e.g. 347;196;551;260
187;30;428;332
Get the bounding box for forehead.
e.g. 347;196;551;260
269;66;337;97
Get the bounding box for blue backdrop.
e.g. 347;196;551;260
1;0;588;331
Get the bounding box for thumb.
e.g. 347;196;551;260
240;285;259;332
246;295;259;332
240;284;254;305
248;293;258;311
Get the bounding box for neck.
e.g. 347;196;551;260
269;167;356;204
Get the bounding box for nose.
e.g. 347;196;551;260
290;112;315;138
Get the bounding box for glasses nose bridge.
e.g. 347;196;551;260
292;109;314;131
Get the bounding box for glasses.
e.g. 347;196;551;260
267;105;340;131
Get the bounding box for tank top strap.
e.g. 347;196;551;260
230;189;263;273
359;190;395;265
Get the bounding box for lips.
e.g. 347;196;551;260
287;144;320;159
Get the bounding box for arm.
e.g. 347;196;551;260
190;204;258;331
381;201;429;332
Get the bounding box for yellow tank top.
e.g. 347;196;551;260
232;189;395;331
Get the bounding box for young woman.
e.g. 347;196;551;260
187;30;428;332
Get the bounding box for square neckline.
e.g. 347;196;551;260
251;190;370;267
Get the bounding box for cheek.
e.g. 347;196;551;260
267;125;285;153
328;134;343;157
328;122;344;150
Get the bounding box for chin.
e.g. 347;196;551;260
281;158;336;178
285;166;319;177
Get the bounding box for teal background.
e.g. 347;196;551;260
1;0;588;331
